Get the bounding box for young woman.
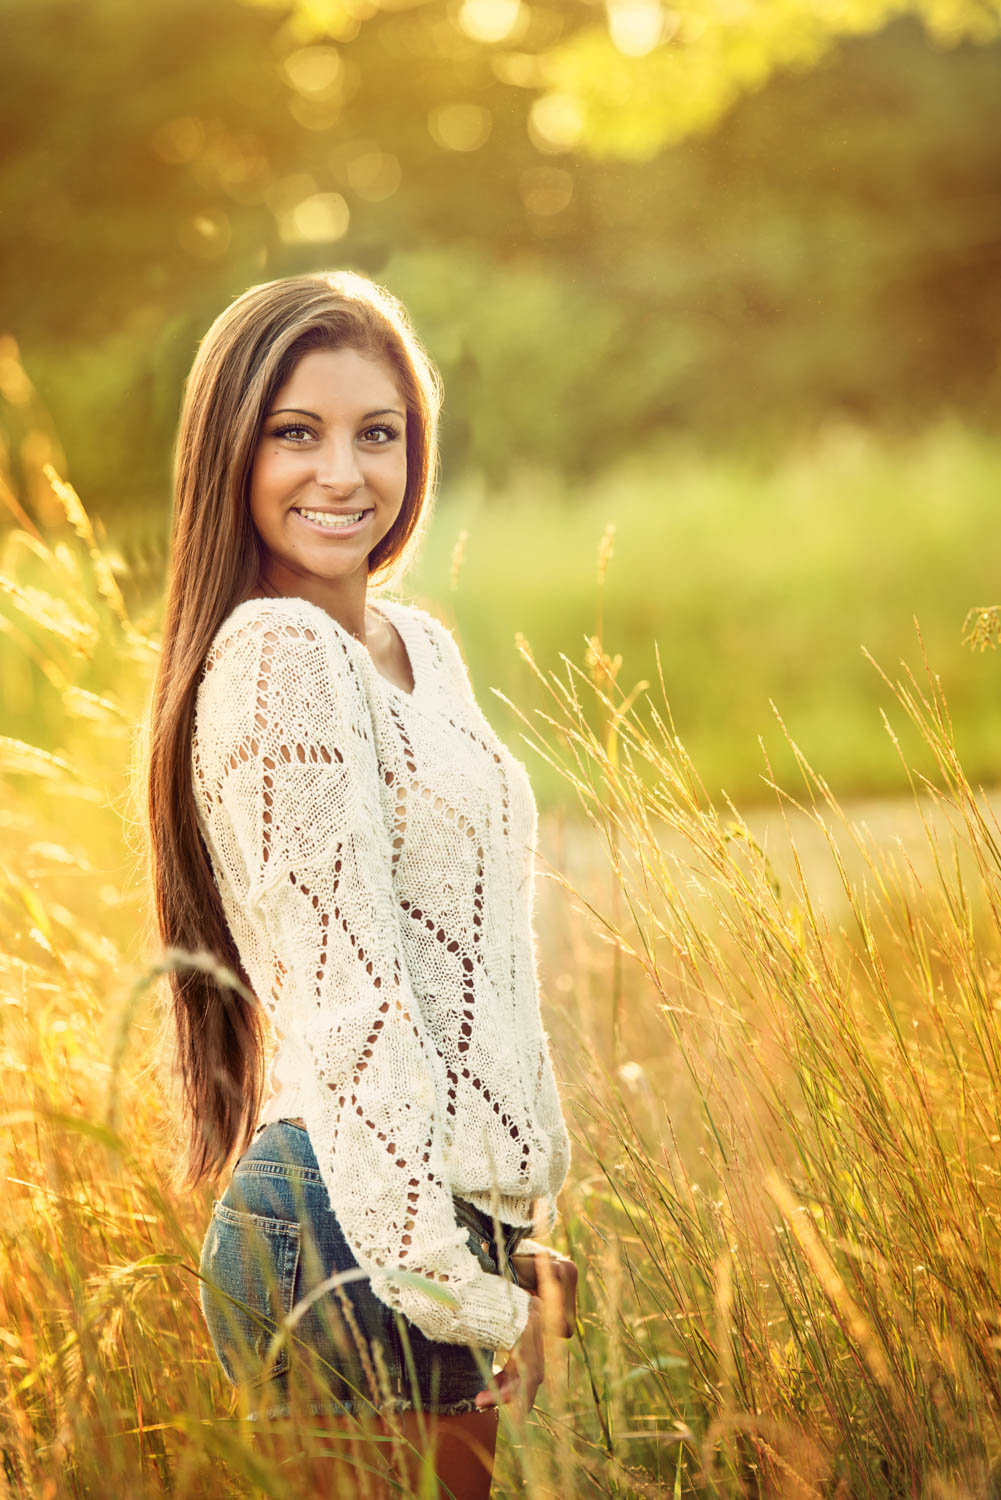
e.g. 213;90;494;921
146;271;576;1497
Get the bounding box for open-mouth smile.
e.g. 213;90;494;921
292;506;374;535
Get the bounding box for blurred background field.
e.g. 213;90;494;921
3;0;1001;807
5;0;1001;1495
412;418;1001;808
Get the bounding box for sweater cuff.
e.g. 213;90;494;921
384;1267;533;1353
459;1272;534;1353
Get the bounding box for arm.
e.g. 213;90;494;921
211;603;532;1351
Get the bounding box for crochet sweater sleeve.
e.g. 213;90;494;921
199;603;533;1351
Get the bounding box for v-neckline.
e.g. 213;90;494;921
363;597;419;700
223;593;423;701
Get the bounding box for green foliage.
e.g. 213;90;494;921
538;0;1001;159
1;2;1000;523
410;420;1001;810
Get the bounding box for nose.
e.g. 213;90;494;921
313;434;364;496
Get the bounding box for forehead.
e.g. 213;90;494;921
271;346;404;412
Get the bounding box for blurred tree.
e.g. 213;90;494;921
0;0;999;528
526;0;1001;157
0;0;299;516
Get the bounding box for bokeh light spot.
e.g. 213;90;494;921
490;51;541;87
0;337;33;407
519;165;574;216
268;172;320;215
150;116;205;165
457;0;524;44
289;95;343;130
428;103;492;152
346;150;402;202
283;45;343;95
606;0;667;57
281;0;370;43
280;191;351;243
177;213;232;259
528;94;584;154
213;140;271;204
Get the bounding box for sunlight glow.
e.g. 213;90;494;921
457;0;524;44
606;0;666;58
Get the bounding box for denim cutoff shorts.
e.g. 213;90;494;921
198;1118;532;1420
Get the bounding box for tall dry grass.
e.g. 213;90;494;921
504;559;1001;1495
3;374;1001;1494
0;438;640;1497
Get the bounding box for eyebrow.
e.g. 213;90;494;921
267;406;406;421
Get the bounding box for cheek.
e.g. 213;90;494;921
380;447;408;494
248;450;288;523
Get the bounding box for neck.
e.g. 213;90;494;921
251;564;373;643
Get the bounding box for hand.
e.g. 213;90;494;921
509;1247;578;1339
474;1296;544;1416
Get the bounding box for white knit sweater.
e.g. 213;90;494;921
190;593;571;1352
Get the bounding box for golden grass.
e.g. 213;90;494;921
504;603;1001;1496
3;417;1001;1495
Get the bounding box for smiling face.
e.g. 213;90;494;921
248;344;408;610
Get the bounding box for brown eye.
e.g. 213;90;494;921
362;423;401;444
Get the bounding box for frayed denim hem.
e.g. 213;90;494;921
247;1393;496;1421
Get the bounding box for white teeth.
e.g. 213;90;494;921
296;508;367;529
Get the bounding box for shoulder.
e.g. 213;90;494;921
206;594;348;661
376;595;445;643
201;595;365;690
195;596;368;745
379;597;475;701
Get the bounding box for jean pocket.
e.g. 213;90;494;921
198;1200;301;1388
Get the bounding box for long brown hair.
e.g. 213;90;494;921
146;270;442;1189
